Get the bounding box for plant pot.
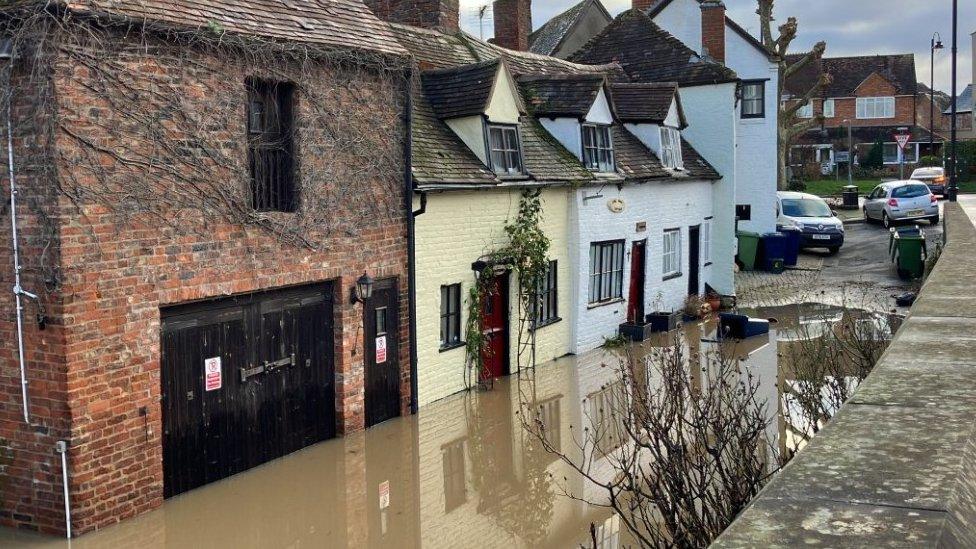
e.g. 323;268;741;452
618;321;655;342
705;296;721;312
645;311;680;333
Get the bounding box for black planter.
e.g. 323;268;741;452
619;322;655;342
645;311;680;333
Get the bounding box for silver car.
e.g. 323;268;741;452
863;181;939;228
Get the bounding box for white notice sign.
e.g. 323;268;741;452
376;336;387;364
379;480;391;509
204;357;222;391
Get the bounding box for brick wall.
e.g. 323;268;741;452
792;95;916;129
492;0;532;51
0;45;71;537
365;0;460;33
1;26;411;536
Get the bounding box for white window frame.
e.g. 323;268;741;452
662;229;682;278
701;220;711;264
487;123;524;175
856;96;895;119
581;123;615;172
659;127;684;170
796;102;813;119
823;98;835;118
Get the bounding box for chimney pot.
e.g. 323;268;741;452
632;0;654;11
493;0;532;51
700;0;726;64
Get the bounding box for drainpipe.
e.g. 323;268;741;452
2;39;37;424
403;68;421;414
55;440;72;538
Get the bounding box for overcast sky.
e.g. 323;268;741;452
458;0;975;95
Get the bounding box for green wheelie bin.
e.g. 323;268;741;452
736;231;761;271
891;229;927;280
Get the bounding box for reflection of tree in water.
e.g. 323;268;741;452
464;392;554;546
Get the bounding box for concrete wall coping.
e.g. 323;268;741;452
712;202;976;548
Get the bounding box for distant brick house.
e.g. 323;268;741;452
944;84;975;141
0;0;412;536
784;53;943;175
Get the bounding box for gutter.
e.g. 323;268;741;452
403;68;420;415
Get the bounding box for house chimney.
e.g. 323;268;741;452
700;0;726;63
365;0;460;33
632;0;655;11
493;0;531;51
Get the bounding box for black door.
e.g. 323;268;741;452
365;278;401;427
161;284;335;498
688;225;701;296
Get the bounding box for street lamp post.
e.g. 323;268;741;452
843;119;853;188
930;33;943;153
948;0;959;202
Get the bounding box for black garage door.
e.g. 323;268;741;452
161;284;335;497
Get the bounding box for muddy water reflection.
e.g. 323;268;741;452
1;303;891;549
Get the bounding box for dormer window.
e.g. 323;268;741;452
487;124;524;175
582;124;614;172
660;127;683;170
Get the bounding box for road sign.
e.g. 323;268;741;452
894;133;911;150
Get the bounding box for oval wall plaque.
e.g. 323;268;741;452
608;198;625;213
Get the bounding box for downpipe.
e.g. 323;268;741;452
2;44;37;424
56;440;72;538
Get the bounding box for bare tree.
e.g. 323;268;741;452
521;335;777;548
757;0;831;189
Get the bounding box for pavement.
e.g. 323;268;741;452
736;216;942;311
714;201;976;548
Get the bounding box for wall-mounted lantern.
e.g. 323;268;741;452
351;271;374;304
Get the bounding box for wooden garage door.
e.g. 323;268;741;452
161;284;335;497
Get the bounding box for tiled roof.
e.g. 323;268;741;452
389;23;478;69
785;54;917;98
520;117;594;182
421;60;500;119
57;0;407;57
569;9;738;87
517;74;606;118
609;82;681;125
611;126;720;181
944;84;973;115
527;0;610;57
462;33;623;79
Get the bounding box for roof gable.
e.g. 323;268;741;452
853;71;897;96
944;84;973;115
785;53;917;98
609;82;685;126
52;0;407;57
570;9;738;87
528;0;612;57
421;60;501;119
517;74;606;118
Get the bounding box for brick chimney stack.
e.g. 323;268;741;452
365;0;460;33
700;0;726;63
632;0;654;11
493;0;532;51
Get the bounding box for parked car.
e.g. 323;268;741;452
908;167;947;196
776;191;845;254
863;181;939;228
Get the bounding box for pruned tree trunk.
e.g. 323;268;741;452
757;0;831;189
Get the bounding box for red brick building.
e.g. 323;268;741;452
783;53;943;176
0;0;413;537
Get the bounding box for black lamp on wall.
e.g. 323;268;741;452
352;271;374;304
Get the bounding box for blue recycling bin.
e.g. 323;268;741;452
778;227;801;267
760;232;788;273
719;313;770;340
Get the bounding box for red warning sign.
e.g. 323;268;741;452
204;357;222;391
894;133;911;150
376;336;387;364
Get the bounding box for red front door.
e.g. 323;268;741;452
480;272;509;381
627;240;646;323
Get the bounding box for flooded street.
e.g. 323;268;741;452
0;303;893;549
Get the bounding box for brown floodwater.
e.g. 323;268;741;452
0;303;895;549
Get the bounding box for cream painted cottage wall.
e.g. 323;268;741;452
569;179;716;353
413;188;573;406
